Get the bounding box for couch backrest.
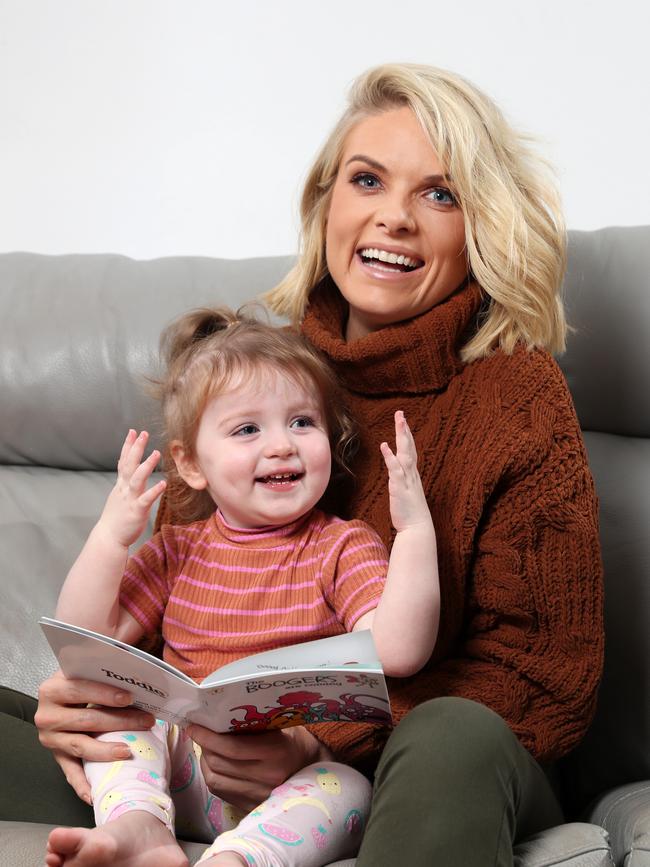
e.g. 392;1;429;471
0;253;293;470
556;227;650;812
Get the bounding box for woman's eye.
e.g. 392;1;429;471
233;424;259;436
426;187;456;206
351;172;381;191
290;416;315;429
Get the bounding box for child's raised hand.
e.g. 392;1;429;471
380;411;432;533
98;430;167;548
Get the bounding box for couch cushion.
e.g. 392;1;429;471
0;466;119;697
0;821;612;867
512;823;610;867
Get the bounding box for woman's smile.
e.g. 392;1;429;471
357;244;425;277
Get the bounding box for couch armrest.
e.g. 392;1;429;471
589;782;650;866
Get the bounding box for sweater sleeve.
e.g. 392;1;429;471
309;389;604;768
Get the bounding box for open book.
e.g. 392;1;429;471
40;617;392;734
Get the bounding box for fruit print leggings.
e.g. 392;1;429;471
84;719;371;867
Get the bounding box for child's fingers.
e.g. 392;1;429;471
117;430;149;478
380;441;404;477
138;479;167;510
394;411;417;466
117;429;138;470
128;449;162;493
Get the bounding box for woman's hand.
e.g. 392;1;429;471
35;670;155;803
187;723;333;812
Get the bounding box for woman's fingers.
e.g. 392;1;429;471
45;729;132;761
188;725;282;760
54;751;91;802
38;671;132;714
38;704;154;738
188;725;328;811
35;673;155;751
198;759;270;812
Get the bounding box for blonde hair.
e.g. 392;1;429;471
266;63;567;361
153;307;356;523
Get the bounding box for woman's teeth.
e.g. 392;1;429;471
359;248;421;270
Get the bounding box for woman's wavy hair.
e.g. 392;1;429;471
266;63;567;361
152;307;357;523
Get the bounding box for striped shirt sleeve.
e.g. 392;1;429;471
320;519;388;630
119;527;178;634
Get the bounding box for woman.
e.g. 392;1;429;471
6;63;604;865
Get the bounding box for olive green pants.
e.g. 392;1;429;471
1;689;562;866
356;697;564;867
0;686;94;826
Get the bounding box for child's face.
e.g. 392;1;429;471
177;369;332;529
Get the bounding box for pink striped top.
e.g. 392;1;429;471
120;509;388;681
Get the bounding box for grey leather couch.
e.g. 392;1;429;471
1;227;649;865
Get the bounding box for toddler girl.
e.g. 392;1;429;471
46;307;439;867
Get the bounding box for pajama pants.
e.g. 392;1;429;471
84;720;371;867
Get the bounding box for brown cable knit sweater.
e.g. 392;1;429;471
156;280;604;770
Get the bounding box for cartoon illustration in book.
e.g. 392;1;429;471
228;689;392;731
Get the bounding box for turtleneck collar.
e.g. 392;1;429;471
300;276;484;395
211;508;314;548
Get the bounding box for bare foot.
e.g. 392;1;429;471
45;810;189;867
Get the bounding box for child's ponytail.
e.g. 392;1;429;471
160;307;239;372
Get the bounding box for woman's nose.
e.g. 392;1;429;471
375;195;416;234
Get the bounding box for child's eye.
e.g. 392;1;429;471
290;416;315;429
351;172;382;191
233;424;259;436
425;187;457;206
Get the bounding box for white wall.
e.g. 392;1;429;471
1;0;648;258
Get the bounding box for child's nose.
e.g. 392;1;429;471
264;432;296;458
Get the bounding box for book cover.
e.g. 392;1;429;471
39;617;392;733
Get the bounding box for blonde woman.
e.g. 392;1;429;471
22;63;604;866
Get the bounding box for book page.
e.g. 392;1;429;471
200;629;382;687
40;617;196;685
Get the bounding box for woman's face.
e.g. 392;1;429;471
325;106;468;341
